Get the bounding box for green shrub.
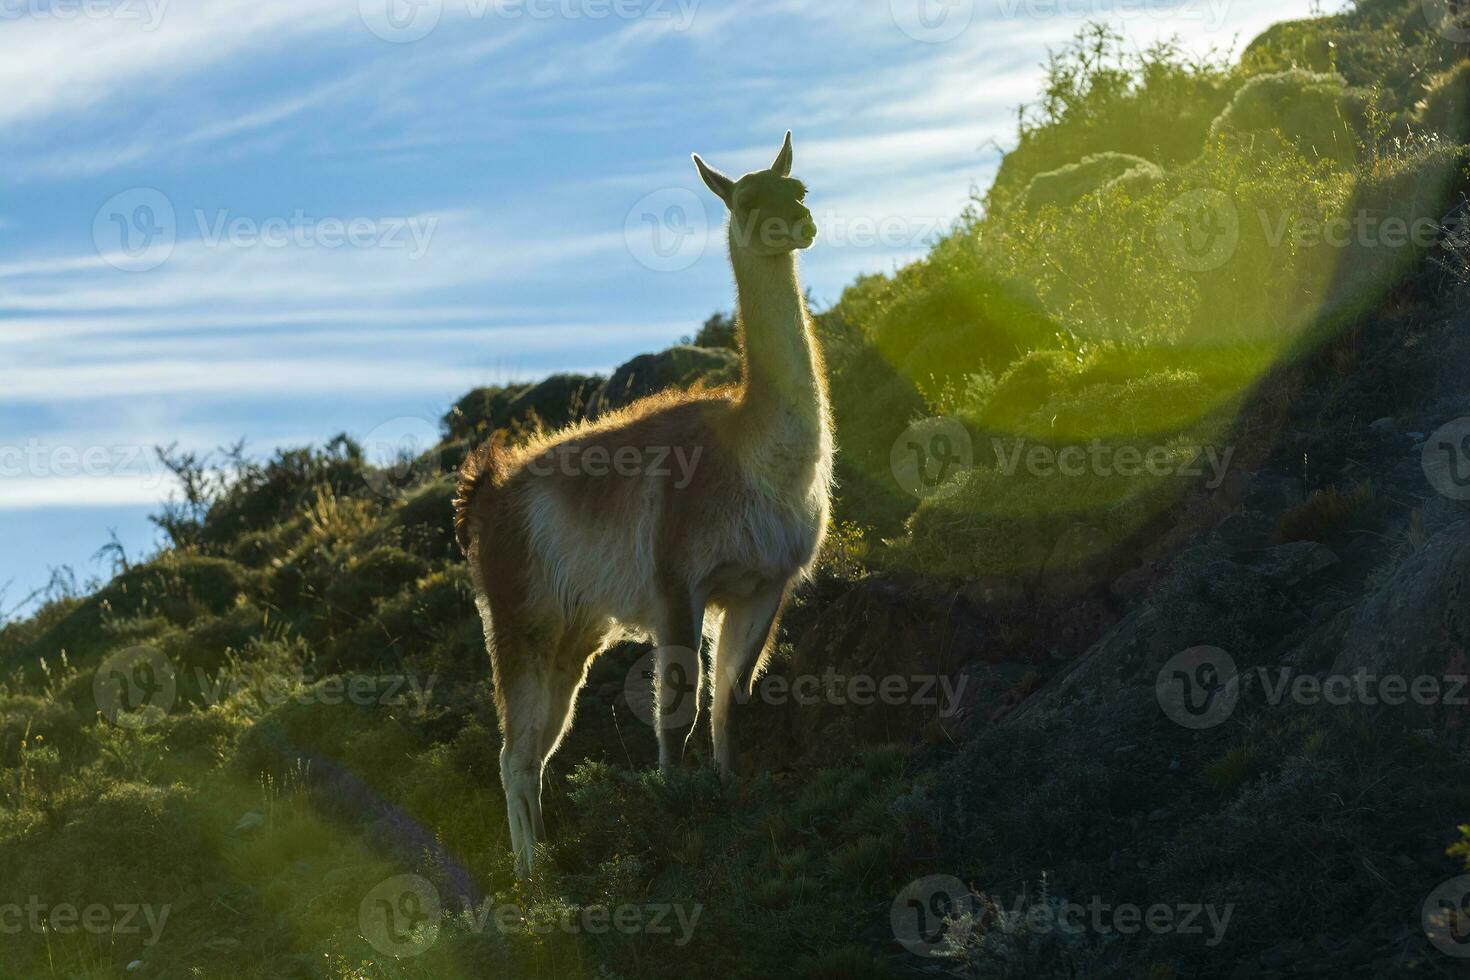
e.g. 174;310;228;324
986;26;1235;216
687;310;739;349
1020;151;1163;212
340;567;475;665
1451;825;1470;869
444;382;534;441
1207;69;1371;164
12;555;251;663
1273;481;1379;543
1412;61;1470;143
201;437;369;547
323;546;428;621
391;475;458;560
832;229;1055;389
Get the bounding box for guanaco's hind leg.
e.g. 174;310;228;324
494;618;602;877
710;583;787;779
653;595;706;772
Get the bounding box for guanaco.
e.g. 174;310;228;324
454;132;832;876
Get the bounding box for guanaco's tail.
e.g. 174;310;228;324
452;430;509;556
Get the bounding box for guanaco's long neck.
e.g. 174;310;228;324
729;239;828;443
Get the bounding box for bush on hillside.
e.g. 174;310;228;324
1207;69;1372;164
831;228;1056;396
444;383;532;441
1412;61;1470;143
199;437;368;549
986;26;1235;216
1019;151;1163;212
8;555;251;665
1242;0;1466;101
686;311;739;350
589;345;740;415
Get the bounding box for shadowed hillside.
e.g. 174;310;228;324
4;2;1470;976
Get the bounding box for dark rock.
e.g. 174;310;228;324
1244;540;1339;586
1011;542;1324;721
732;577;993;769
1293;518;1470;749
1206;510;1275;553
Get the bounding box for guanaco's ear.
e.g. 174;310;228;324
692;154;735;208
771;130;793;177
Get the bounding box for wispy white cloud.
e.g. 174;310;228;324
0;474;177;510
0;212;627;314
0;0;354;129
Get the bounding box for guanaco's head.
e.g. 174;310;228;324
692;131;816;256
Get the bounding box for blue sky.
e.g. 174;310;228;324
0;0;1313;616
